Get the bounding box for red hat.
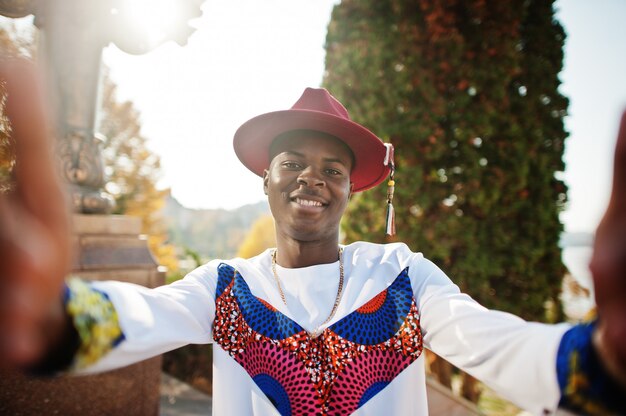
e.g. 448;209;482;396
233;88;393;192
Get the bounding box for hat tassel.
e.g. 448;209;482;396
385;201;395;236
385;169;396;236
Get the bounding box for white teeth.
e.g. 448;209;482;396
295;198;323;207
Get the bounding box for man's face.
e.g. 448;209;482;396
264;132;354;243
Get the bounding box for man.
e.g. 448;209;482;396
0;63;625;415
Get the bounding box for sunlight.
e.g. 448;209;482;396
115;0;193;49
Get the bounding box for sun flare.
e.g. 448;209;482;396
116;0;193;48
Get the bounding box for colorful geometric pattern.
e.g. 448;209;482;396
213;264;422;415
330;275;413;345
236;342;318;415
327;349;414;413
219;263;303;339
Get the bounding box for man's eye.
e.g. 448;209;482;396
325;168;342;176
282;162;301;169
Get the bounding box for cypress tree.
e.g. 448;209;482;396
324;0;568;322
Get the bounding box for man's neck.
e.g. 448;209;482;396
274;237;340;268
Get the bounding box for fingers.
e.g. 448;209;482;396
0;60;70;267
0;211;45;367
0;277;41;367
609;110;626;211
591;110;626;300
594;317;626;389
0;60;66;226
590;110;626;386
0;206;67;368
0;60;71;369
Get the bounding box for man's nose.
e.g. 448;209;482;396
297;166;325;187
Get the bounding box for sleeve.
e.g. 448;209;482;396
410;256;570;415
556;319;626;415
69;261;219;375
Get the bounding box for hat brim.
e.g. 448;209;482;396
233;109;390;192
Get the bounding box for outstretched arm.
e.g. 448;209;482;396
0;60;73;370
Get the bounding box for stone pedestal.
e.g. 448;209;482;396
0;215;166;416
71;214;165;286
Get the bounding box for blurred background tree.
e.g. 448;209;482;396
237;214;276;258
324;0;568;403
0;84;14;192
0;22;35;191
98;70;179;276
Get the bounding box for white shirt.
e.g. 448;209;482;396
83;242;569;415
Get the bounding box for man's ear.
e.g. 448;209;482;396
263;169;270;195
348;182;354;200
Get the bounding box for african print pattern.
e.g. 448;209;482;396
213;264;423;415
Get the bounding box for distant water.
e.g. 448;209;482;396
560;232;594;321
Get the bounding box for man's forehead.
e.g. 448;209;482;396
269;130;355;165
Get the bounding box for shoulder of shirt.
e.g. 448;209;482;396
340;241;432;278
344;241;421;260
189;250;274;280
183;249;271;272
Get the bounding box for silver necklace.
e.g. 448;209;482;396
271;247;344;338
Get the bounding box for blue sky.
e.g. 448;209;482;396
555;0;626;232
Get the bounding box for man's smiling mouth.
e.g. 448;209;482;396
294;197;324;207
289;192;328;208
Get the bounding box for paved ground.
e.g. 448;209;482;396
160;373;212;416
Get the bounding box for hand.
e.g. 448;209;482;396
0;60;72;369
591;110;626;387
